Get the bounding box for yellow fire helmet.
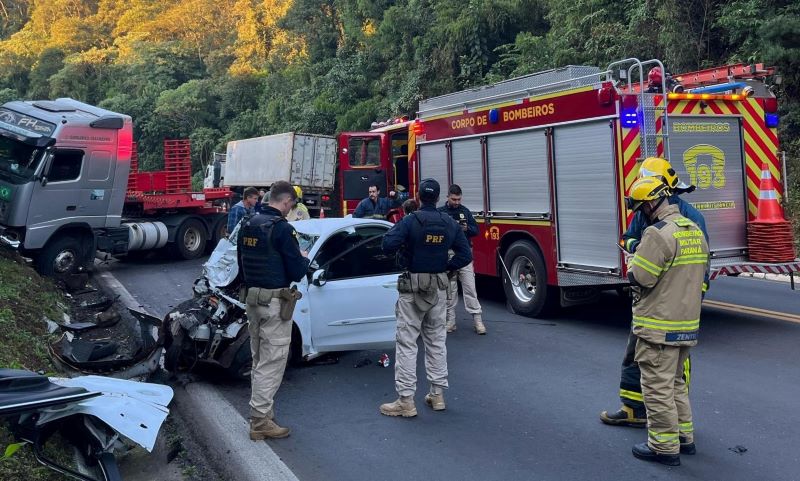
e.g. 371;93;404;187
626;176;671;212
638;157;694;193
293;185;303;200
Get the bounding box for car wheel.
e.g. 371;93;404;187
502;240;558;317
227;339;252;381
171;218;207;260
288;323;303;367
163;329;188;373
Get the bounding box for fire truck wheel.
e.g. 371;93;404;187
502;240;556;317
36;235;85;276
171;219;207;260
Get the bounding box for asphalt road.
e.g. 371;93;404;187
108;254;800;481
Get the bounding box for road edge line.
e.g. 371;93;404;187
94;268;300;481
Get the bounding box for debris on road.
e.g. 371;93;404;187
47;274;164;380
729;445;748;455
353;357;373;368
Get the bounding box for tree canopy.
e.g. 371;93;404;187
0;0;797;231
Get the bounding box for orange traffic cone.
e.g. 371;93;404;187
752;162;786;223
319;207;325;219
747;162;796;263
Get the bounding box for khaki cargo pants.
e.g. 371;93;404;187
635;338;694;454
394;289;448;397
446;261;482;326
246;287;292;419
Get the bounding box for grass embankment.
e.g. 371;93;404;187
0;248;71;480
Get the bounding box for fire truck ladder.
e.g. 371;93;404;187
607;58;671;160
671;63;775;90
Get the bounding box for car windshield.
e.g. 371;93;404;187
0;135;45;184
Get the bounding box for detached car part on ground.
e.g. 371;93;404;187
0;370;172;481
162;217;402;379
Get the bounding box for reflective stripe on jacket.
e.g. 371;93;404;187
629;204;709;346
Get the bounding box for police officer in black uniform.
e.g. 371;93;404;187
380;178;472;417
237;180;309;440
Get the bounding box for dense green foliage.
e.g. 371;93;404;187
0;0;797;234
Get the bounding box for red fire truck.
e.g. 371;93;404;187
338;59;800;316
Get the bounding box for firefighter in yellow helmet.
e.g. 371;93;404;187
601;157;708;428
287;186;310;221
623;176;709;466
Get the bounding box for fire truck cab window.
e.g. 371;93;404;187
47;150;83;183
348;138;381;167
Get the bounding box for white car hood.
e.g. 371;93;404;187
40;376;173;452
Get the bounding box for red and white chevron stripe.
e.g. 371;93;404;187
710;261;800;279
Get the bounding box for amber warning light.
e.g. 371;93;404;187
412;119;425;135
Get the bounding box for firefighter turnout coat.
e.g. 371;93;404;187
628;203;710;346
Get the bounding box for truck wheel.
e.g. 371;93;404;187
36;235;85;276
207;216;227;253
171;219;207;260
502;240;557;317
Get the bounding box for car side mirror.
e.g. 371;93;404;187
311;269;326;287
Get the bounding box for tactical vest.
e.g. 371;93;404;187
238;214;288;289
405;210;454;273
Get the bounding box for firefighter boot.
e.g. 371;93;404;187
249;417;290;440
679;436;696;455
600;405;647;427
380;396;417;417
473;314;486;335
632;443;680;466
424;385;446;411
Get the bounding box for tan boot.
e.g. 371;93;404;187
446;321;457;333
473;314;486;335
424;386;446;411
380;396;417;417
249;417;290;440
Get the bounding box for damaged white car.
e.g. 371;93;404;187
162;218;400;378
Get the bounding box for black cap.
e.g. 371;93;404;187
419;178;440;203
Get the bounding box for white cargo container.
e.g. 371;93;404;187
222;133;337;214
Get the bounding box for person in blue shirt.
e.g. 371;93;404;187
353;184;399;218
438;184;484;334
227;186;259;234
601;157;710;431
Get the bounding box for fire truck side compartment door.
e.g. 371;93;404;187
554;121;619;269
417;142;448;194
451;139;483;213
487;130;549;215
666;116;747;256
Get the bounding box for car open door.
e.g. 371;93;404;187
307;225;399;352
